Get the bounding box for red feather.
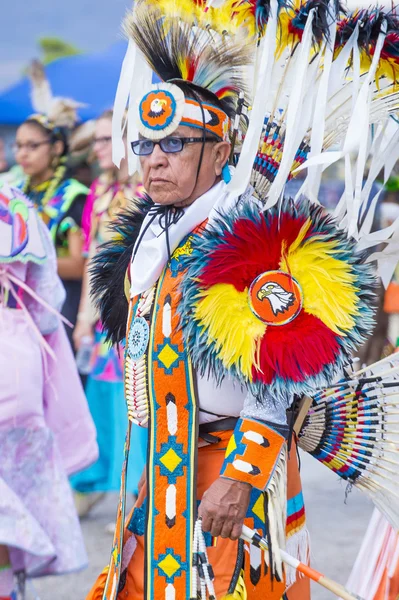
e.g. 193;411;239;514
252;311;341;384
200;210;309;291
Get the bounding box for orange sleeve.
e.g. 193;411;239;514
220;418;286;490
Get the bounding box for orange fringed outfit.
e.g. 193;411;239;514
87;432;310;600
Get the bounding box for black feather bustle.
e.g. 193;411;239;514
89;195;153;346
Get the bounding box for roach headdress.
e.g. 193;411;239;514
112;0;254;170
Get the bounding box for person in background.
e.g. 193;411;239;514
0;139;9;173
14;114;88;346
71;110;147;520
0;183;98;599
68;119;97;189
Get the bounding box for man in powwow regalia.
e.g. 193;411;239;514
87;1;399;598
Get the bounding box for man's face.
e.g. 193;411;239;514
139;125;230;207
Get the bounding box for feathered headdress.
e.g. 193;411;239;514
27;60;84;131
124;1;251;114
111;0;254;169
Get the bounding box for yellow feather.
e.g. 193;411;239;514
155;0;195;19
280;237;360;335
226;0;256;38
212;0;254;36
137;0;255;38
285;218;311;255
275;1;321;60
221;570;247;599
124;269;131;302
195;284;266;380
360;51;399;91
276;6;298;58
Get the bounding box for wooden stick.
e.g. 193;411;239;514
241;526;363;600
353;354;399;378
294;395;313;435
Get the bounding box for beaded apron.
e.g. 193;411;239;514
102;236;199;600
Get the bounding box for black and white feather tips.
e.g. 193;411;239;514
123;0;253;118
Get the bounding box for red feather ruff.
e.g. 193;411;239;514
199;208;344;386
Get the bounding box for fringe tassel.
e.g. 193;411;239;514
264;445;288;581
284;527;311;587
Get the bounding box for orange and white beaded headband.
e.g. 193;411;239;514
138;83;231;142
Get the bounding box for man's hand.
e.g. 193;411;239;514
198;477;252;540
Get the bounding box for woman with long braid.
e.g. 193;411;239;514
14;113;88;345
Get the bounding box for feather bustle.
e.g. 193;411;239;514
179;196;376;401
89;196;153;345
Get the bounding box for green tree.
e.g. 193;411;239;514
38;37;81;64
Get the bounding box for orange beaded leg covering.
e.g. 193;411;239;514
87;434;310;600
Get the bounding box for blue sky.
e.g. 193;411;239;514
0;0;131;90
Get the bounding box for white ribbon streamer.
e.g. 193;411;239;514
227;0;278;198
301;5;337;204
265;9;315;209
348;22;387;237
127;50;153;175
293;24;359;177
359;120;399;236
112;40;137;168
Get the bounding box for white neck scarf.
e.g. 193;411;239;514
130;179;238;298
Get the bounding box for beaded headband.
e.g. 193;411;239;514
138;83;231;142
27;113;61;136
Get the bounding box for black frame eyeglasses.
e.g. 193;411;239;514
131;136;216;156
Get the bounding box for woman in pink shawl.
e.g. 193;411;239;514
0;183;98;599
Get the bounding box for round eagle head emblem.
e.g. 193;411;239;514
149;97;167;116
257;281;295;316
249;271;303;325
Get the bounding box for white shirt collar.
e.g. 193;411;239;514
130;179;232;298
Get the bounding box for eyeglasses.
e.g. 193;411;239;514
12;140;51;153
93;136;112;147
131;136;216;156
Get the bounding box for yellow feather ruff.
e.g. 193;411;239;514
194;283;266;380
275;0;321;60
223;0;257;38
280;233;360;335
276;6;300;58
